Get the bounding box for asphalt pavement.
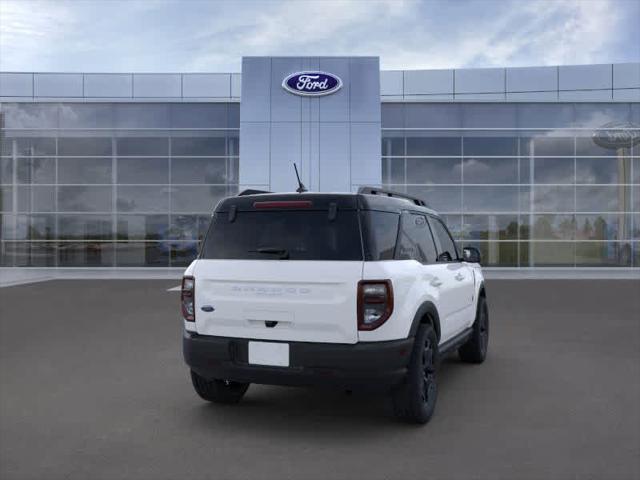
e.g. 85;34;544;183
1;279;639;480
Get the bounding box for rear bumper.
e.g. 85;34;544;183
183;331;413;390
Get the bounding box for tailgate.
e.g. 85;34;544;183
194;260;363;344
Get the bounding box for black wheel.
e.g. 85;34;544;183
458;295;489;364
392;324;438;424
190;370;249;404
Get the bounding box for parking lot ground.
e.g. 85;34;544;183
1;279;639;480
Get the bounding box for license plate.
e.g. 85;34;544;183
248;341;289;367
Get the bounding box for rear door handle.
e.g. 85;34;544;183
201;305;214;312
430;278;443;287
455;273;465;281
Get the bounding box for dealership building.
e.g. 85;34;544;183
0;57;639;273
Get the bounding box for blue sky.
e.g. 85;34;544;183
0;0;638;72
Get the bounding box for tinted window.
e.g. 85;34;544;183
361;211;399;261
202;210;362;261
395;213;437;263
429;217;458;261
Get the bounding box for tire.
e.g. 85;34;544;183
392;324;438;424
190;370;249;404
458;295;489;364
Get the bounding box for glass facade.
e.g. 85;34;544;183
0;103;239;267
382;103;640;267
1;101;638;268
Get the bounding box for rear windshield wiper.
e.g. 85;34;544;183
249;247;290;260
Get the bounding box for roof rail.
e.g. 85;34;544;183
357;186;428;207
238;189;271;196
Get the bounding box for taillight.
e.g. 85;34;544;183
181;276;195;322
357;280;393;331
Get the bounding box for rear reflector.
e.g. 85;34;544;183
253;200;313;209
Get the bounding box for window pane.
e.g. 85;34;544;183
527;137;574;156
381;136;404;156
576;186;628;212
10;214;56;240
0;187;12;211
171;137;226;156
382;158;405;184
463;241;518;267
406;158;461;184
17;185;56;212
0;158;12;184
532;186;574;212
113;104;170;128
169;215;210;241
575;242;632;267
441;215;463;240
576;136;623;157
406;136;461;156
463;186;519;213
12;242;57;267
170;104;228;128
14;137;56;156
117;186;169;213
463;137;518;156
116;137;168;156
405;104;461;128
58;158;112;184
1;104;58;129
170;186;227;213
115;242;170;267
382;104;404;128
117;215;168;241
576;157;632;184
58;186;112;212
58;137;112;156
633;158;640;183
576;214;632;241
395;213;436;263
428;217;458;260
171;242;200;267
58;215;112;240
117;158;168;184
524;214;575;240
16;158;55;184
462;157;518;184
59;104;114;128
361;211;399;261
533;158;575;184
462;215;519;240
526;242;575;266
171;158;228;184
58;242;114;267
405;186;461;213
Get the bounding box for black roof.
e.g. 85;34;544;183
215;191;439;216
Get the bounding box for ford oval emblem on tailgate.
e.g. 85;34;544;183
282;71;342;97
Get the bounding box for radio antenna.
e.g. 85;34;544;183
293;163;308;193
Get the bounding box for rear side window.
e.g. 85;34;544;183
361;211;399;261
395;212;437;263
201;210;363;261
428;217;458;261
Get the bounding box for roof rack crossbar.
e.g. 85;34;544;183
357;186;427;207
238;189;272;196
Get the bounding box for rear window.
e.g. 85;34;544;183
201;210;363;261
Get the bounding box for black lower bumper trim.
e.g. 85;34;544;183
183;331;414;390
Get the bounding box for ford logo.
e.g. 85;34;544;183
592;121;640;149
282;71;342;97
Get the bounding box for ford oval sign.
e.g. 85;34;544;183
592;121;640;149
282;71;342;97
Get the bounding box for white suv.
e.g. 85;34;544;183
181;187;488;424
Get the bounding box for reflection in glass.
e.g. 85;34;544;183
12;242;57;267
116;137;169;156
17;158;55;184
462;241;518;267
526;242;575;266
170;186;229;213
532;186;574;212
170;104;228;128
58;186;112;212
525;214;575;240
576;185;628;212
576;157;631;184
0;158;12;184
0;187;12;211
58;215;112;240
58;242;114;267
463;186;519;213
171;158;228;184
406;136;460;156
171;137;226;156
462;157;518;184
11;215;56;240
58;157;112;184
405;186;462;213
405;158;461;184
382;158;405;184
117;158;168;184
58;137;112;156
117;186;169;213
575;242;632;267
169;215;210;241
13;137;56;156
17;185;56;212
381;135;404;156
115;242;169;267
117;215;168;241
576;214;631;241
463;215;518;240
463;137;518;156
533;157;575;184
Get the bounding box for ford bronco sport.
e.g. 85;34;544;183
182;187;488;424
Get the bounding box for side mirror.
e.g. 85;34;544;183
463;247;481;264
